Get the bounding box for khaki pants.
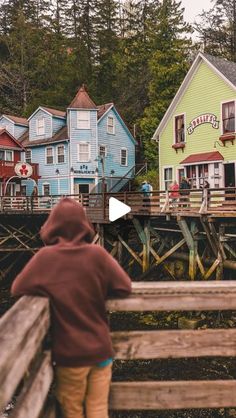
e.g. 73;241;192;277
55;363;112;418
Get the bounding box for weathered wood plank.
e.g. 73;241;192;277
107;281;236;311
110;380;236;410
0;297;50;412
111;329;236;359
10;352;53;418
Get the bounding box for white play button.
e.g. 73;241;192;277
109;197;131;222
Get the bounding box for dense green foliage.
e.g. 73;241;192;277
0;0;193;169
195;0;236;62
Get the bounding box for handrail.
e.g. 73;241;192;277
2;281;236;414
108;163;147;192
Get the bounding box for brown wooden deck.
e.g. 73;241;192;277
1;187;236;222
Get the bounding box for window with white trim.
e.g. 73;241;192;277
107;116;115;134
0;150;4;160
222;101;235;134
43;183;50;196
77;111;90;129
120;148;128;166
78;143;90;162
46;147;54;164
164;167;173;190
5;150;13;161
175;114;185;143
36;118;45;136
99;145;107;158
25;149;32;164
57;145;65;163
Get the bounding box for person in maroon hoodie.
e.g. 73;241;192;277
11;197;132;418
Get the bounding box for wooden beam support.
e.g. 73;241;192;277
118;234;142;267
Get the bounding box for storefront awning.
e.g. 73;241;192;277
180;151;224;165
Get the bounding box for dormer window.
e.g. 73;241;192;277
107;116;115;134
77;111;90;129
175;114;185;143
222;101;235;134
36;118;45;136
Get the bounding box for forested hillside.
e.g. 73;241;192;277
0;0;235;166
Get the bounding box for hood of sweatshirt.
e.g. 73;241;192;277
40;197;95;245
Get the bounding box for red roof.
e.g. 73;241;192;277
97;103;113;119
180;151;224;165
0;128;24;149
42;107;66;118
69;85;97;109
4;114;28;126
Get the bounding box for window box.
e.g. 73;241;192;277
172;142;185;152
219;133;235;146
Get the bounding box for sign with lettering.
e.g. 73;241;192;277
187;113;219;135
15;162;33;178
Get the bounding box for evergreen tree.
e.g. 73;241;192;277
196;0;236;61
93;0;119;102
140;0;192;167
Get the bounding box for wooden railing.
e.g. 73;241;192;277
1;187;236;219
2;281;236;415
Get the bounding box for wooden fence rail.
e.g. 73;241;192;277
1;186;236;219
2;281;236;415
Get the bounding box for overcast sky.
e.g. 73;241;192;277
181;0;212;23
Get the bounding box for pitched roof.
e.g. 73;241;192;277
97;103;113;119
180;151;224;165
201;53;236;87
153;52;236;140
20;126;68;147
3;114;28;126
69;85;97;109
0;128;24;148
41;107;66;118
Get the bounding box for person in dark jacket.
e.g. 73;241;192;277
179;177;191;208
11;197;132;418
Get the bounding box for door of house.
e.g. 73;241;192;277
74;183;90;194
224;163;235;187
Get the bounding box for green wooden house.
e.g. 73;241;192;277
153;52;236;190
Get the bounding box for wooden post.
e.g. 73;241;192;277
178;219;197;280
143;220;150;273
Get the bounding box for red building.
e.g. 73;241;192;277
0;128;39;196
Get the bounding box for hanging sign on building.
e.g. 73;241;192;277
187;113;219;135
15;162;33;178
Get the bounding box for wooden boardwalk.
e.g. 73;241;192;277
2;281;236;416
1;186;236;222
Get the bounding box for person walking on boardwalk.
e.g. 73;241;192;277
141;180;153;207
169;180;179;209
179;177;190;208
11;197;132;418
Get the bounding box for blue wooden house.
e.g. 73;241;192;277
17;86;136;196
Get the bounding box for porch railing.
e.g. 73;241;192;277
0;187;236;217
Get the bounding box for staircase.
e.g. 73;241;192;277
108;163;147;193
